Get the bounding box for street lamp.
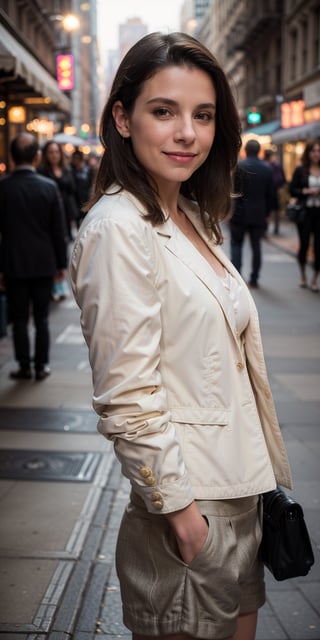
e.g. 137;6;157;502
45;11;80;51
62;14;80;32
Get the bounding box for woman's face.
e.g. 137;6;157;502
309;143;320;164
45;143;61;167
115;65;216;196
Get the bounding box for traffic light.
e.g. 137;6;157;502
247;106;261;125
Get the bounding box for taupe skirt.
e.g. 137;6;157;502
116;492;265;639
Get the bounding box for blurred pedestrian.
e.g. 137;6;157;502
0;133;67;380
87;152;100;193
39;140;76;300
70;150;94;228
230;139;273;288
263;149;286;235
39;140;77;241
71;32;292;640
289;138;320;292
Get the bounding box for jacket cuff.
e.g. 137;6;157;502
133;473;194;514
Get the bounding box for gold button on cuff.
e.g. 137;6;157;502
139;467;152;478
145;476;156;486
153;500;164;510
151;491;162;501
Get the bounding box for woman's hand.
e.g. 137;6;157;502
165;501;209;564
303;187;319;195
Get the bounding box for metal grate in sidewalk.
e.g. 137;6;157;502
0;449;101;482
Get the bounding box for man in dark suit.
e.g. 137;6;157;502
230;139;273;288
0;133;67;380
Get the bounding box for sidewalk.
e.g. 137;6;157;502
264;218;299;258
0;222;319;640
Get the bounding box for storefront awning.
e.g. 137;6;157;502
0;24;71;113
242;120;281;137
271;121;320;144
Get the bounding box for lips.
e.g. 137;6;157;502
164;151;197;163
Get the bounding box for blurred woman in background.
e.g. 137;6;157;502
289;138;320;291
39;140;77;300
39;140;77;242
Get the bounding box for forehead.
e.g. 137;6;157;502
138;65;216;101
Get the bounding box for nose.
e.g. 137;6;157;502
173;115;196;143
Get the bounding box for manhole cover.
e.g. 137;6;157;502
0;450;101;482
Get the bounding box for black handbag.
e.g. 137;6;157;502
260;487;314;581
286;201;306;224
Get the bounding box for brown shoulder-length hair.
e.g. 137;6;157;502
40;140;68;172
300;137;320;174
88;31;242;243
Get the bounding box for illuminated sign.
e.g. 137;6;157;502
304;107;320;122
56;54;74;91
281;100;305;128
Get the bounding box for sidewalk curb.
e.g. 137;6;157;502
48;461;120;639
45;458;121;640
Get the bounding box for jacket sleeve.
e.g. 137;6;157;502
70;211;194;514
50;185;68;269
289;166;306;200
264;166;274;216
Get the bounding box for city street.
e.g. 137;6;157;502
0;222;319;640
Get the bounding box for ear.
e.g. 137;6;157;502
112;101;131;138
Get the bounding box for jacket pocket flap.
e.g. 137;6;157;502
171;406;229;425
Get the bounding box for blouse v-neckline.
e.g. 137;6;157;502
170;211;227;280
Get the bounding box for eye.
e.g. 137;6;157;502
152;107;172;118
195;111;214;122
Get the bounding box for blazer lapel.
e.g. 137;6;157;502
155;201;241;345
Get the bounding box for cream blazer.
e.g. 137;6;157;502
70;188;292;514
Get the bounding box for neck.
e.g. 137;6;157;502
168;206;185;222
156;183;181;218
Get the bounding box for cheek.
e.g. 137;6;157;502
200;128;215;155
130;116;167;146
130;122;161;160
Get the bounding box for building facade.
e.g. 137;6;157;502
70;0;99;143
190;0;320;176
119;17;147;62
272;0;320;176
0;0;100;172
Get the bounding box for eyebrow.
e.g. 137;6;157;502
146;97;216;110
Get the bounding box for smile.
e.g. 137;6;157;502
164;152;197;164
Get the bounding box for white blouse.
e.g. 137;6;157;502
306;175;320;208
221;271;250;335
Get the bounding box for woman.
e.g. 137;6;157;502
70;33;292;640
289;138;320;291
40;140;77;300
39;140;77;242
